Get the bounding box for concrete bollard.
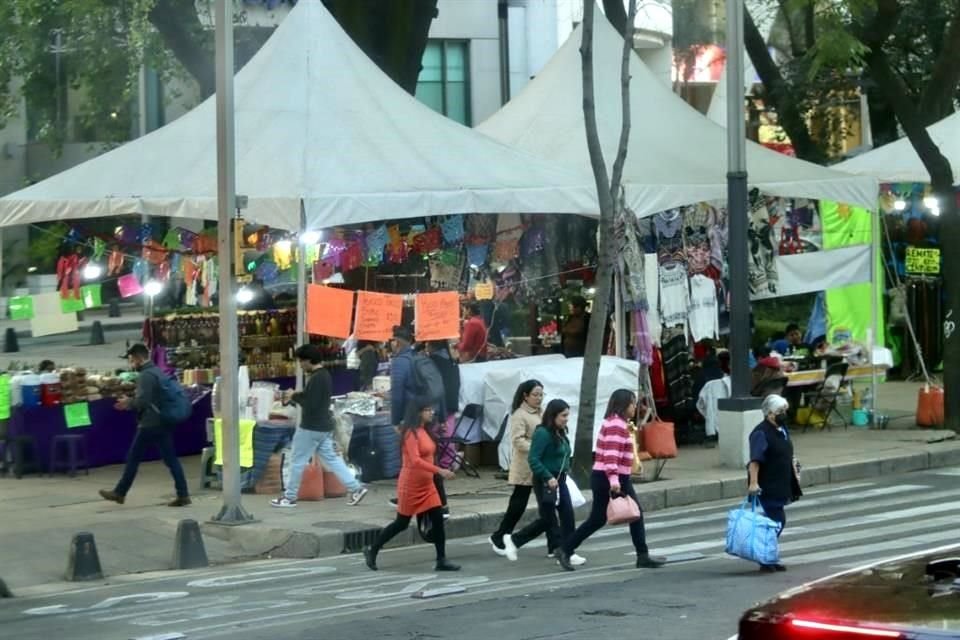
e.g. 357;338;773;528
0;577;12;598
108;299;121;318
88;321;106;346
66;532;103;581
172;519;209;570
3;328;18;353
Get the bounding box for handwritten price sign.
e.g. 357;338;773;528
354;291;403;342
415;291;461;342
905;247;940;274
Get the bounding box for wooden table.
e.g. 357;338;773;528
786;364;889;388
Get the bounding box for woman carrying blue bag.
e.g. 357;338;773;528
741;394;802;573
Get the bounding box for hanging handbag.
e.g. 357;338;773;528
606;495;642;525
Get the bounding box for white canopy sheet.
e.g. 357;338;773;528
456;356;640;470
0;0;598;230
477;15;879;216
833;112;960;186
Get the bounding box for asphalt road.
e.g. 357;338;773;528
2;466;959;640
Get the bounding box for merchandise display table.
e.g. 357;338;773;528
9;392;211;472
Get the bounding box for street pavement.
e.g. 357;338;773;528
2;466;958;640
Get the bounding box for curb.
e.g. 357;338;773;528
215;443;960;561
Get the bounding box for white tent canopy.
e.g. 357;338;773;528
477;15;878;216
0;0;598;231
833;112;960;186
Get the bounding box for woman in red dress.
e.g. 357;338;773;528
364;400;459;571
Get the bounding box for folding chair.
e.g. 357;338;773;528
436;403;483;478
800;362;849;432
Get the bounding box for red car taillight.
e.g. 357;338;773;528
790;619;904;638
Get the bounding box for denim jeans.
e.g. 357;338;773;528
115;427;189;498
284;428;361;500
512;475;575;551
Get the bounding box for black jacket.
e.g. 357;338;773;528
753;421;799;503
290;367;334;431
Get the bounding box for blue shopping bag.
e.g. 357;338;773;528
725;495;781;565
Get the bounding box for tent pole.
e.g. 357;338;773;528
211;0;252;526
870;206;880;419
296;205;307;391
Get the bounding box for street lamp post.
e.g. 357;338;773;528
718;0;762;466
212;0;253;525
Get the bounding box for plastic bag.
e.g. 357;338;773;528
725;496;780;565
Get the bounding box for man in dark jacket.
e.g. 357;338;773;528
99;344;191;507
271;344;368;508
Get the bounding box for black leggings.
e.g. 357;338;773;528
564;471;649;556
492;485;533;540
373;507;447;559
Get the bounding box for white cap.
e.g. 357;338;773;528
762;394;789;416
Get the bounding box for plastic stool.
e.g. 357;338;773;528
49;434;90;477
199;446;217;488
6;436;39;478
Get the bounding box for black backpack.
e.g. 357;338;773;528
408;352;446;411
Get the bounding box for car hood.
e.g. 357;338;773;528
751;545;960;633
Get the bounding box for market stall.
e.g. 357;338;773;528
4;372;210;473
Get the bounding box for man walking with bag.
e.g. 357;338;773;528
99;344;192;506
271;344;368;508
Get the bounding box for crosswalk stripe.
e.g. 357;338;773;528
590;499;960;554
786;530;959;565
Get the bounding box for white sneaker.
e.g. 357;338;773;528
489;536;507;557
270;497;297;508
502;534;518;561
570;554;587;566
347;486;369;506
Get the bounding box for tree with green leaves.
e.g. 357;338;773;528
0;0;437;149
743;1;960;427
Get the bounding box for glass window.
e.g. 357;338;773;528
415;41;471;126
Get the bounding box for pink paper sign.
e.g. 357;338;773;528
117;273;143;298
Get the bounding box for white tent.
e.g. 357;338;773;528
833;112;960;186
0;0;598;231
477;15;878;216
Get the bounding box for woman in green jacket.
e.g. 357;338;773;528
501;398;577;571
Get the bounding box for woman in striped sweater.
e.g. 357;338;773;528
562;389;666;569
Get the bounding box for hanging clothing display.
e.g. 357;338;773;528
708;206;728;275
658;262;689;331
644;253;662;346
634;310;654;366
688;274;719;342
655;209;686;266
616;210;648;310
748;195;779;296
662;330;692;421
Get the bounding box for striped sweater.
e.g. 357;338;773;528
592;416;634;486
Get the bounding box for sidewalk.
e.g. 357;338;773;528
1;416;957;594
0;304;146;339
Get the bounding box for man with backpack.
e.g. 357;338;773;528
99;344;192;507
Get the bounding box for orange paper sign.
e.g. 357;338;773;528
306;285;354;339
354;291;403;342
415;291;461;342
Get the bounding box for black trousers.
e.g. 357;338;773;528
374;507;447;560
512;476;574;552
492;484;533;541
759;497;786;538
115;427;189;498
564;471;648;556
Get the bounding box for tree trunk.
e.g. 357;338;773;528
743;7;824;163
150;0;438;98
864;43;959;429
573;0;636;481
324;0;438;94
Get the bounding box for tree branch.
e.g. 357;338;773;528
744;7;824;162
611;0;637;190
919;2;960;124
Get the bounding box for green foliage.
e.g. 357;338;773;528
0;0;185;148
